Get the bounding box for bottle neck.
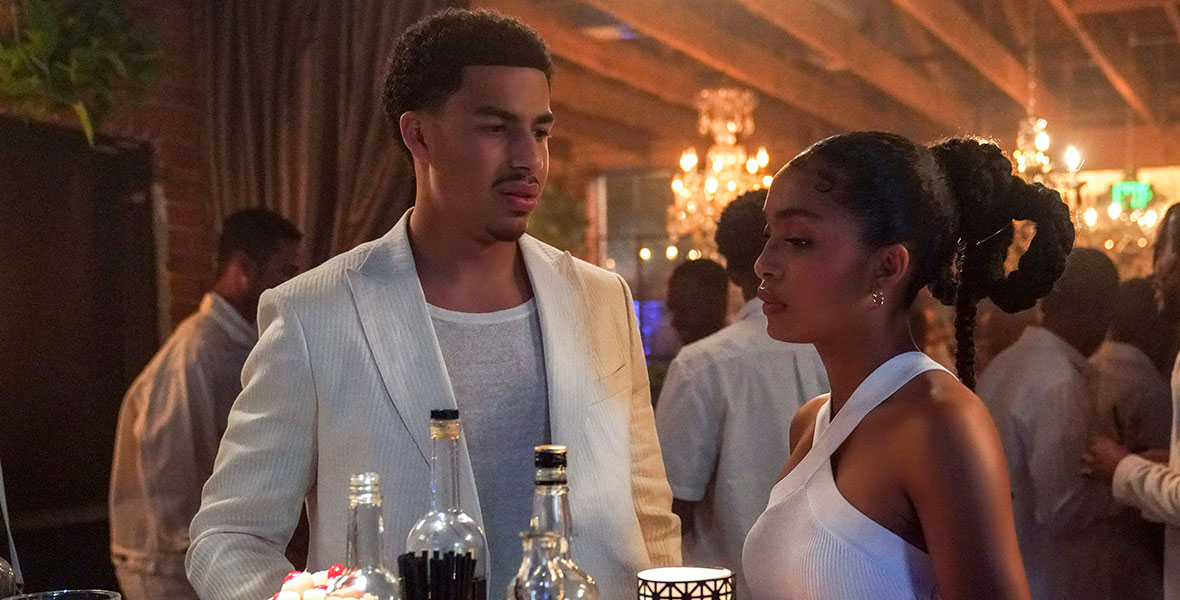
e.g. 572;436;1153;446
346;496;384;570
429;435;461;512
531;476;572;557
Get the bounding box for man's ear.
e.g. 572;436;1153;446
229;250;260;284
400;111;430;163
874;243;911;295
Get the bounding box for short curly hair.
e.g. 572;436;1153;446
382;8;552;150
715;189;768;280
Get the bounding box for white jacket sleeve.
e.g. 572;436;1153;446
1112;453;1180;526
617;275;683;567
186;290;317;600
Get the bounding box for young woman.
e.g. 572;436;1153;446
742;132;1074;599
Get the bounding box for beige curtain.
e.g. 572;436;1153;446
202;0;462;265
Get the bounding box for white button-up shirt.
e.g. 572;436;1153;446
978;326;1113;600
655;298;829;598
1111;350;1180;598
109;293;257;574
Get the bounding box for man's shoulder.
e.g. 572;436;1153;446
266;237;387;310
523;235;627;296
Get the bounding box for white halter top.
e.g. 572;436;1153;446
742;352;950;600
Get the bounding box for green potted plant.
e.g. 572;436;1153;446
527;176;590;254
0;0;164;145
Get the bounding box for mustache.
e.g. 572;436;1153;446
493;170;540;186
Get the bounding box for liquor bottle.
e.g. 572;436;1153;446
528;445;599;600
328;472;401;599
507;532;564;600
402;409;488;600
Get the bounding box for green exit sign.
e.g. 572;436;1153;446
1112;181;1154;210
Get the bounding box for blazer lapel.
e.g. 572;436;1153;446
344;214;456;467
520;237;599;449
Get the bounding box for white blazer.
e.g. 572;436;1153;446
186;213;681;600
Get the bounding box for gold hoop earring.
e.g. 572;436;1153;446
871;288;885;307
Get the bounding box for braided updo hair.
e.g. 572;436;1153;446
789;132;1075;388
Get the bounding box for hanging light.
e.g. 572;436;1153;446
665;245;679;260
667;88;772;257
756;147;770;168
1064;146;1082;173
1083;208;1098;229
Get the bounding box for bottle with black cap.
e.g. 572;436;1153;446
517;445;599;600
401;409;488;600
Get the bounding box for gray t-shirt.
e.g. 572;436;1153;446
429;299;550;594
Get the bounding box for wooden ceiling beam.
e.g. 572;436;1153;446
997;0;1029;47
551;104;654;157
1043;0;1158;126
1069;123;1180;170
1070;0;1170;14
733;0;973;131
549;59;699;141
477;0;838;167
1164;4;1180;45
578;0;928;134
473;0;704;108
889;0;1066;123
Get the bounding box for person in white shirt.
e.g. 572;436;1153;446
656;189;829;597
1087;278;1171;600
977;247;1120;600
109;209;301;600
1083;204;1180;599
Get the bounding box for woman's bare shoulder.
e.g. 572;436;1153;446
889;371;1009;492
789;393;831;452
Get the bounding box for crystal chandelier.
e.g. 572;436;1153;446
669;88;773;256
1010;1;1160;274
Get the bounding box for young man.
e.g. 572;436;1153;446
110;209;301;600
655;190;828;598
977;248;1120;600
186;10;679;600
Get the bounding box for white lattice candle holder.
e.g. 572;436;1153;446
637;566;734;600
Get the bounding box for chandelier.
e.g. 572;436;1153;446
668;88;773;256
1010;2;1160;275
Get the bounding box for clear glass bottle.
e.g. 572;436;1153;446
508;532;565;600
528;445;599;600
329;472;401;599
403;409;488;600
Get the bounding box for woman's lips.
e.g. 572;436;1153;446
758;290;786;315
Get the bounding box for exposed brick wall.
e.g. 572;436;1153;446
0;1;215;330
122;0;216;328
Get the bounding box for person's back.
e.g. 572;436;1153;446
1091;279;1172;452
977;248;1120;600
109;209;301;600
